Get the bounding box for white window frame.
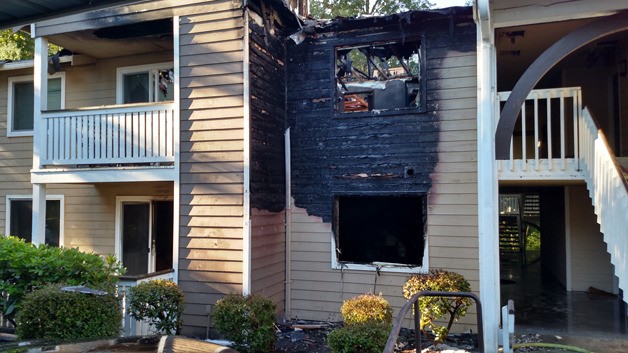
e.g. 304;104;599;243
114;196;173;275
5;194;65;246
116;62;174;104
7;73;66;137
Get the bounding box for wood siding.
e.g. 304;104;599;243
567;185;615;292
285;11;479;330
178;0;246;336
248;14;287;312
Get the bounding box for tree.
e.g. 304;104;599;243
310;0;433;19
0;29;61;61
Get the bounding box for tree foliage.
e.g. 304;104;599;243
310;0;433;19
0;29;62;61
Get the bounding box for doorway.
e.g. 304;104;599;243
116;197;173;276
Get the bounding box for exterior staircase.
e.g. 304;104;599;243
579;107;628;297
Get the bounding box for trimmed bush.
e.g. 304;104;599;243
402;269;472;344
128;279;185;334
328;293;393;353
327;322;391;353
0;236;123;325
212;294;276;353
340;293;393;325
15;284;121;339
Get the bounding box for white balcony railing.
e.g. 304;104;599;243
118;269;176;336
40;102;175;167
497;87;583;180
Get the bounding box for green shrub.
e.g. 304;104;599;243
0;236;123;325
402;269;472;344
327;322;391;353
327;293;393;353
212;294;276;353
15;284;121;339
341;293;393;325
128;279;184;334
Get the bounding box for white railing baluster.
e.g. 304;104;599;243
547;92;553;171
560;90;566;170
40;103;175;166
534;92;539;170
521;101;527;171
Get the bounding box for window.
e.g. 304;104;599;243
7;74;65;136
5;196;64;246
335;39;424;113
116;63;174;104
332;195;426;270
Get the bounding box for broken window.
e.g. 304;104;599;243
335;39;424;113
333;195;426;267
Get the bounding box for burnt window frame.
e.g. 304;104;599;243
333;34;427;117
331;193;428;273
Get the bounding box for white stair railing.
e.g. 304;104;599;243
579;107;628;293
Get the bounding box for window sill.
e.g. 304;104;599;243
333;107;428;119
332;261;427;274
7;130;34;137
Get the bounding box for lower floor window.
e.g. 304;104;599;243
7;197;62;246
333;194;426;267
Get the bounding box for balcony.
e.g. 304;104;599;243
497;87;584;181
33;102;176;183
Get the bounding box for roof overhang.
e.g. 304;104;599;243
0;0;146;30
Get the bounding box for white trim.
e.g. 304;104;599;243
476;0;500;350
115;196;174;275
31;166;175;184
242;9;252;296
565;186;572;291
116;62;174;104
330;231;428;274
0;56;72;72
7;72;65;137
5;194;65;246
172;15;181;284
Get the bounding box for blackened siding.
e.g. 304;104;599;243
249;19;286;212
285;11;479;327
248;16;287;310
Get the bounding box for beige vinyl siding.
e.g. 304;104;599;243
251;209;285;312
64;52;172;108
567;185;615;292
288;48;479;330
178;2;245;336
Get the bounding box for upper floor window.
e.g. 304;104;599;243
335;39;424;113
7;74;65;137
116;63;174;104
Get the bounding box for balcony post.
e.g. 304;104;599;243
32;183;47;246
32;35;48;245
33;35;48;170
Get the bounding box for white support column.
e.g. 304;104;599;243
33;35;48;170
476;0;500;351
32;35;49;246
172;15;181;284
32;183;47;245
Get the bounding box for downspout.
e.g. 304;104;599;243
475;0;500;351
284;127;292;318
243;8;252;296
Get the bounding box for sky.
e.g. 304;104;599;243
431;0;468;8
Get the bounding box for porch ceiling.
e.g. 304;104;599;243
0;0;145;30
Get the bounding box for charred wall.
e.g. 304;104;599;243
249;18;287;211
286;10;475;222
